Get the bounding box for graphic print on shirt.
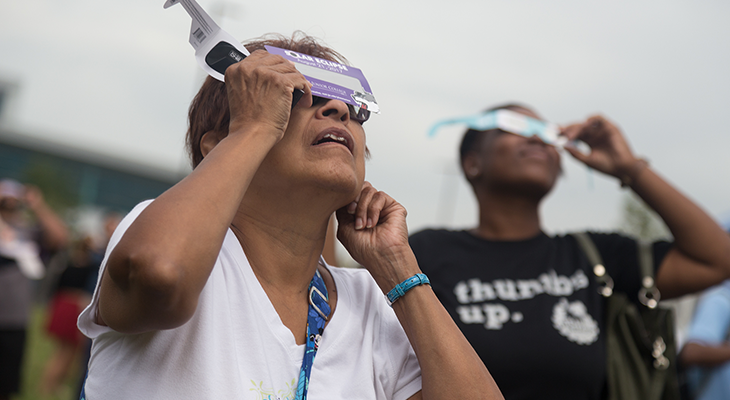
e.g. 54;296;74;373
249;379;296;400
551;298;599;345
453;269;599;344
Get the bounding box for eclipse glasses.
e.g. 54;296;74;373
164;0;379;115
428;109;567;147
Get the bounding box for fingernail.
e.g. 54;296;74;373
355;218;364;230
347;202;357;214
366;218;373;228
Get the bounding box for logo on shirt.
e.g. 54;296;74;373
452;269;600;344
551;298;599;345
249;379;295;400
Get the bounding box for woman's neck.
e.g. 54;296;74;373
472;189;543;241
233;180;349;282
233;210;327;291
230;198;338;345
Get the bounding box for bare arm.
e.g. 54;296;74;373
679;284;730;368
562;116;730;298
680;342;730;367
24;185;69;251
337;183;503;400
98;51;312;333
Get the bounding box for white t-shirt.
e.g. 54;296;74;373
78;200;422;400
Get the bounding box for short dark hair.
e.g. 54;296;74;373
186;32;348;168
458;103;538;166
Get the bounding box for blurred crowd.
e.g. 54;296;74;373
0;178;119;400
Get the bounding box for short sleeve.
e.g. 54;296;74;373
587;232;672;300
77;200;154;338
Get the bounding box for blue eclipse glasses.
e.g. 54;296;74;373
428;109;566;147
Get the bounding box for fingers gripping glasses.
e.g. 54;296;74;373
165;0;379;116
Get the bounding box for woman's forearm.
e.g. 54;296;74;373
383;255;503;400
627;164;730;296
680;342;730;367
31;201;69;251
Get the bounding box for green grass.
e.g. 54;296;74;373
12;306;83;400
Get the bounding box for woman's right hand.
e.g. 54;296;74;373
224;50;313;142
560;115;641;180
336;182;419;293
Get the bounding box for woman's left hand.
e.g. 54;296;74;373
335;182;420;292
561;115;642;179
338;185;503;400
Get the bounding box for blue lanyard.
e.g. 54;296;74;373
295;268;330;400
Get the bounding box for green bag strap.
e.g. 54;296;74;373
637;239;653;279
637;239;674;399
572;231;602;266
571;232;614;297
637;240;662;309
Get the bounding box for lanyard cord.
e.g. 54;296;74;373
295;268;330;400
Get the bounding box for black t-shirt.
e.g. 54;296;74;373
409;229;672;400
56;262;96;292
54;251;103;294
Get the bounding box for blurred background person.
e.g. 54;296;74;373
679;279;730;400
72;211;121;400
409;104;730;400
40;235;100;397
83;211;122;296
0;179;68;400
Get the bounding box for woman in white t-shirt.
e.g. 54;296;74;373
77;33;503;400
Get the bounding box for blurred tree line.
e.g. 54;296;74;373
618;192;670;241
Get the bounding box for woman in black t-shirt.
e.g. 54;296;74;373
409;104;730;400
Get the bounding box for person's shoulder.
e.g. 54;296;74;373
409;228;469;257
552;230;632;241
552;230;639;249
409;228;466;243
410;227;461;237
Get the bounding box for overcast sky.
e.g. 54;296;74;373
1;0;729;237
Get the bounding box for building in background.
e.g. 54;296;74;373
0;77;184;215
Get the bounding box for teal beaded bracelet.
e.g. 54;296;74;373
386;273;430;306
